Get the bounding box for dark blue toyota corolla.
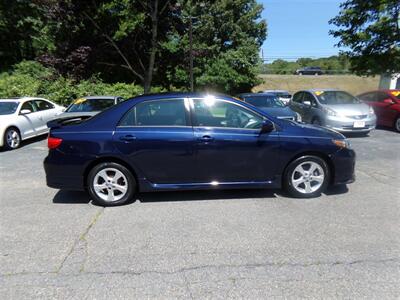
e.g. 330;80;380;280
44;92;355;206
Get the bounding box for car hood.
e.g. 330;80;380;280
0;114;16;127
258;106;296;117
324;103;370;115
278;118;344;139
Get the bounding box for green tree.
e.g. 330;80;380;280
329;0;400;75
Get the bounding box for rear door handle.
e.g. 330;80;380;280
198;135;214;142
120;135;136;141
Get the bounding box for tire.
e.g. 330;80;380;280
315;72;319;76
87;162;136;206
3;127;21;150
284;156;330;198
395;117;400;132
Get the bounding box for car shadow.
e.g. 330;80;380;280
137;189;280;204
0;134;47;152
52;190;91;204
52;186;349;206
324;184;349;196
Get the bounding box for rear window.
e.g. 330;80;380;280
315;91;360;105
66;98;115;112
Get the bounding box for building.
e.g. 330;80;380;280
379;74;400;89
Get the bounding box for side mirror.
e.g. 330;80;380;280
260;120;274;134
383;98;394;104
20;109;32;115
303;100;311;106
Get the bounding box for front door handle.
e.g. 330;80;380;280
120;135;136;142
198;135;214;142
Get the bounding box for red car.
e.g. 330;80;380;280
358;90;400;132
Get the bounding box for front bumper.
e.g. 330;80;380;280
325;115;376;132
331;147;356;185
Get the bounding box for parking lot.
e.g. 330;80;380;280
0;128;399;298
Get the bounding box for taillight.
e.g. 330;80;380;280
48;136;63;149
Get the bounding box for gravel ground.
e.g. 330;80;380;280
0;128;399;299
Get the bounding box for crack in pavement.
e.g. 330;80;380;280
56;207;105;275
3;257;398;278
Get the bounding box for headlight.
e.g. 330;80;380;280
332;139;351;149
369;106;375;115
295;112;302;122
323;107;338;116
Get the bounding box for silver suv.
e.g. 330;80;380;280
290;89;376;133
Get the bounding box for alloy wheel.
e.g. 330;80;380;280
291;161;325;194
92;168;128;202
6;129;20;149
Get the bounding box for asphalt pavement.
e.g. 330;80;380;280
0;128;399;299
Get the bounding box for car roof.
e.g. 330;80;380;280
298;89;342;93
125;92;233;102
262;90;290;93
0;96;50;102
237;93;276;97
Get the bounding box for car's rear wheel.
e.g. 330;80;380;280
87;162;136;206
395;117;400;132
4;127;21;150
284;156;329;198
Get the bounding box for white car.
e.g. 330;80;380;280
0;97;64;150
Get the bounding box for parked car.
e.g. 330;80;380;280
357;90;400;132
0;97;64;150
290;89;376;134
295;67;323;76
258;90;292;105
60;96;124;118
237;93;301;122
44;93;355;206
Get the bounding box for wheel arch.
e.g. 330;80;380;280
83;156;139;190
282;151;335;185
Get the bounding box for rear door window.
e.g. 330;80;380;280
191;98;263;129
119;99;187;126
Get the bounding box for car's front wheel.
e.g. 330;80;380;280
394;117;400;132
284;156;329;198
4;127;21;150
87;162;136;206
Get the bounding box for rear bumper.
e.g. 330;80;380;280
44;154;86;191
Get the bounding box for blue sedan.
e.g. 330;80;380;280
44;93;355;206
237;93;301;122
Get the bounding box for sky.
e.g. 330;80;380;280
259;0;345;61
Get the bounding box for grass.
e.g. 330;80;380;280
254;74;380;95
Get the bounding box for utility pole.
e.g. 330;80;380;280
189;17;194;92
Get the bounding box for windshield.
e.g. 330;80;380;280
276;92;291;99
244;95;285;108
66;98;115;112
0;102;19;115
315;91;360;105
